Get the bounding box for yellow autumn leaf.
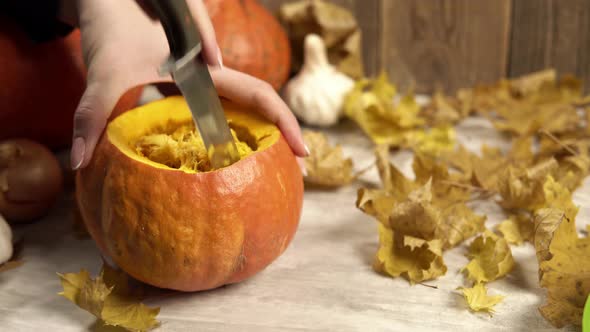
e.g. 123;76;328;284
58;266;160;332
533;208;590;328
374;224;447;284
440;145;475;178
472;145;508;192
437;204;486;250
458;282;505;315
374;144;417;196
461;230;515;283
362;148;484;250
457;69;583;136
412;153;471;203
420;90;463;126
356;188;397;225
404;126;456;157
542;176;579;221
303;130;354;187
386;180;441;240
492;101;580;136
497;158;558;210
495;214;533;246
343;72;425;146
554;154;590;191
509;68;556;97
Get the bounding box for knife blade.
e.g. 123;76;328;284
146;0;240;169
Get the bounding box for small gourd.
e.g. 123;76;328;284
0;214;12;264
283;34;354;127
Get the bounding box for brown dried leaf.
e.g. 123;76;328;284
461;230;515;283
374;224;447;284
58;265;160;332
303;130;354;187
278;0;364;78
498;158;558;210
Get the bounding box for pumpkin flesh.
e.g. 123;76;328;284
76;96;303;291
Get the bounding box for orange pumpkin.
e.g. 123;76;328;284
75;95;303;291
204;0;292;91
0;18;141;149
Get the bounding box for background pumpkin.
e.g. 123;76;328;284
0;18;141;150
204;0;292;91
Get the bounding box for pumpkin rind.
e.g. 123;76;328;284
204;0;292;91
75;97;303;291
0;18;141;149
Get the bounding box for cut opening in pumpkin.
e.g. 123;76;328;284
134;121;257;172
106;96;280;173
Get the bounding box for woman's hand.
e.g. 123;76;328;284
60;0;307;170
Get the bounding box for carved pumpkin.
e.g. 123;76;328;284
204;0;292;91
75;94;303;291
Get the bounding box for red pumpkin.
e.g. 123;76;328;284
204;0;292;91
0;18;142;150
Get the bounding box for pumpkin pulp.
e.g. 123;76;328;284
108;96;279;172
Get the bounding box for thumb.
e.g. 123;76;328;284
70;81;123;170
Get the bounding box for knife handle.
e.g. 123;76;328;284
144;0;202;60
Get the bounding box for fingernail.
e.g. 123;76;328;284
217;47;224;68
296;157;307;177
304;144;311;156
71;137;86;170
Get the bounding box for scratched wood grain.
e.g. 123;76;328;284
509;0;590;92
379;0;512;94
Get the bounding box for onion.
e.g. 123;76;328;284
0;139;63;223
0;213;12;264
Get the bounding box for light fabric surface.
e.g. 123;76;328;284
0;91;583;331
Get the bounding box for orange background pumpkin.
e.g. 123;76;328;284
0;18;141;150
204;0;292;91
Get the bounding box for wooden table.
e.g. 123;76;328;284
0;92;582;331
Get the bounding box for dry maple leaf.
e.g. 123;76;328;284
455;69;583;136
374;224;447;284
458;282;505;316
374;145;417;195
533;210;590;328
58;265;160;332
461;230;514;283
302;130;354;187
437;204;486;250
495;214;533;246
531;177;589;328
420;90;464;126
343;73;409;146
404;126;456;157
362;148;485;250
471;146;507;192
343;72;456;156
386;180;440;240
497;158;558;210
492;101;580;136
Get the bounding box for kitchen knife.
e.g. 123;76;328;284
146;0;240;169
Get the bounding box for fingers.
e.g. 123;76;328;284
187;0;222;68
70;79;126;170
211;67;309;157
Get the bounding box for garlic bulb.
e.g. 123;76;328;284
283;34;354;127
0;213;12;264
